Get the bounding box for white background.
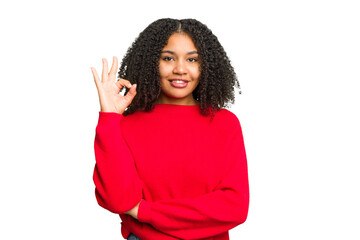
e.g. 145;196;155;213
0;0;359;239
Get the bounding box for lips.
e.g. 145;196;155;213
169;79;189;88
169;79;189;83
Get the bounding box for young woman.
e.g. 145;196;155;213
91;18;249;240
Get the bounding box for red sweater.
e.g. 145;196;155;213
93;104;249;240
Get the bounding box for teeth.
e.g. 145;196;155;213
172;80;186;83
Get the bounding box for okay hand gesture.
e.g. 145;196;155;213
91;56;137;114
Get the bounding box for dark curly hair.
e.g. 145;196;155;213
118;18;241;118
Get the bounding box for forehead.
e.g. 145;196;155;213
162;33;198;53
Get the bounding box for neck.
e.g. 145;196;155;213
154;97;199;106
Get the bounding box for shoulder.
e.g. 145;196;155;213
213;108;241;131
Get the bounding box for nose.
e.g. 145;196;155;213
173;59;187;74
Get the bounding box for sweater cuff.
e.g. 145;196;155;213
137;199;152;223
98;112;123;125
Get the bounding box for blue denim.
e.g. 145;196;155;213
127;233;141;240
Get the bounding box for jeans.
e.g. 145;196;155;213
127;233;141;240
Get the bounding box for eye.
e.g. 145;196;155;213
162;56;174;61
187;58;198;63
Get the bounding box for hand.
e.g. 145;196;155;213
124;200;141;220
91;56;137;114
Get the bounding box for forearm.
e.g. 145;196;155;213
137;186;249;239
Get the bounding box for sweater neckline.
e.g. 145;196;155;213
154;103;200;107
152;104;201;114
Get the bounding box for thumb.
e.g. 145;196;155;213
124;84;137;102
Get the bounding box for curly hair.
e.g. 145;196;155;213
118;18;241;118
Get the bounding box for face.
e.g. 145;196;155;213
156;33;201;105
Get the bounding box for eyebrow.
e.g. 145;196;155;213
161;50;199;55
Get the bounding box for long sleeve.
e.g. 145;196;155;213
137;117;249;240
93;112;143;214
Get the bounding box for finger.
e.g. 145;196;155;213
124;84;137;102
91;67;100;87
101;58;109;81
109;56;118;79
117;78;132;88
115;81;123;89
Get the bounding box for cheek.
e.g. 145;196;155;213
159;64;173;77
190;65;201;79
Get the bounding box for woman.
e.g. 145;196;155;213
91;18;249;240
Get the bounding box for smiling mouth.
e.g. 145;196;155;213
169;79;189;83
169;80;189;88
